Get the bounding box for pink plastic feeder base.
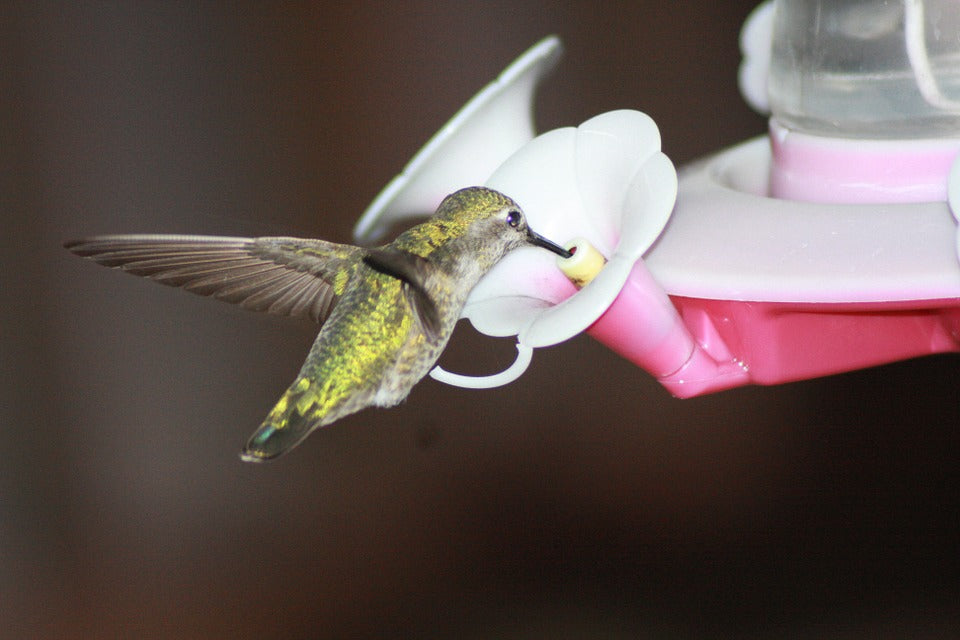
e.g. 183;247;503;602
588;295;960;398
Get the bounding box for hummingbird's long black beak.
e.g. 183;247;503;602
527;229;572;259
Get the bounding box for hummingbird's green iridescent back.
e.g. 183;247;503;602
244;266;416;460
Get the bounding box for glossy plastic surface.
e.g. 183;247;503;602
356;31;960;396
768;0;960;138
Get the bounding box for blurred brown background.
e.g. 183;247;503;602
3;1;959;637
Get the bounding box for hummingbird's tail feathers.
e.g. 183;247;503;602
362;248;442;341
65;235;364;325
240;420;316;463
240;376;329;462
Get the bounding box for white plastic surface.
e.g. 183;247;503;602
353;36;562;243
738;1;774;114
468;111;676;348
352;37;679;388
429;343;533;389
435;110;677;386
355;28;960;392
646;137;960;302
948;152;960;261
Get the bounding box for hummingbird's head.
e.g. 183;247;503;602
428;187;571;263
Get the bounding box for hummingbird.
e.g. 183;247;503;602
65;187;571;462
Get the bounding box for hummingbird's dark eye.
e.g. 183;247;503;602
505;210;522;228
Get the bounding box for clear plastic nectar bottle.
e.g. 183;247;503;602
768;0;960;139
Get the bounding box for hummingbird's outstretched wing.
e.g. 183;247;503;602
64;234;363;324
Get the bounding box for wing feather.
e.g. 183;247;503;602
64;234;363;324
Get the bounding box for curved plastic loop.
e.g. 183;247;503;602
428;342;533;389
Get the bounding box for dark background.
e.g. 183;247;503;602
4;2;959;637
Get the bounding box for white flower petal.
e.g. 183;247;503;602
467;110;677;346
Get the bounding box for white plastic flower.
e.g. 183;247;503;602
468;111;675;346
353;37;678;388
431;110;677;388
